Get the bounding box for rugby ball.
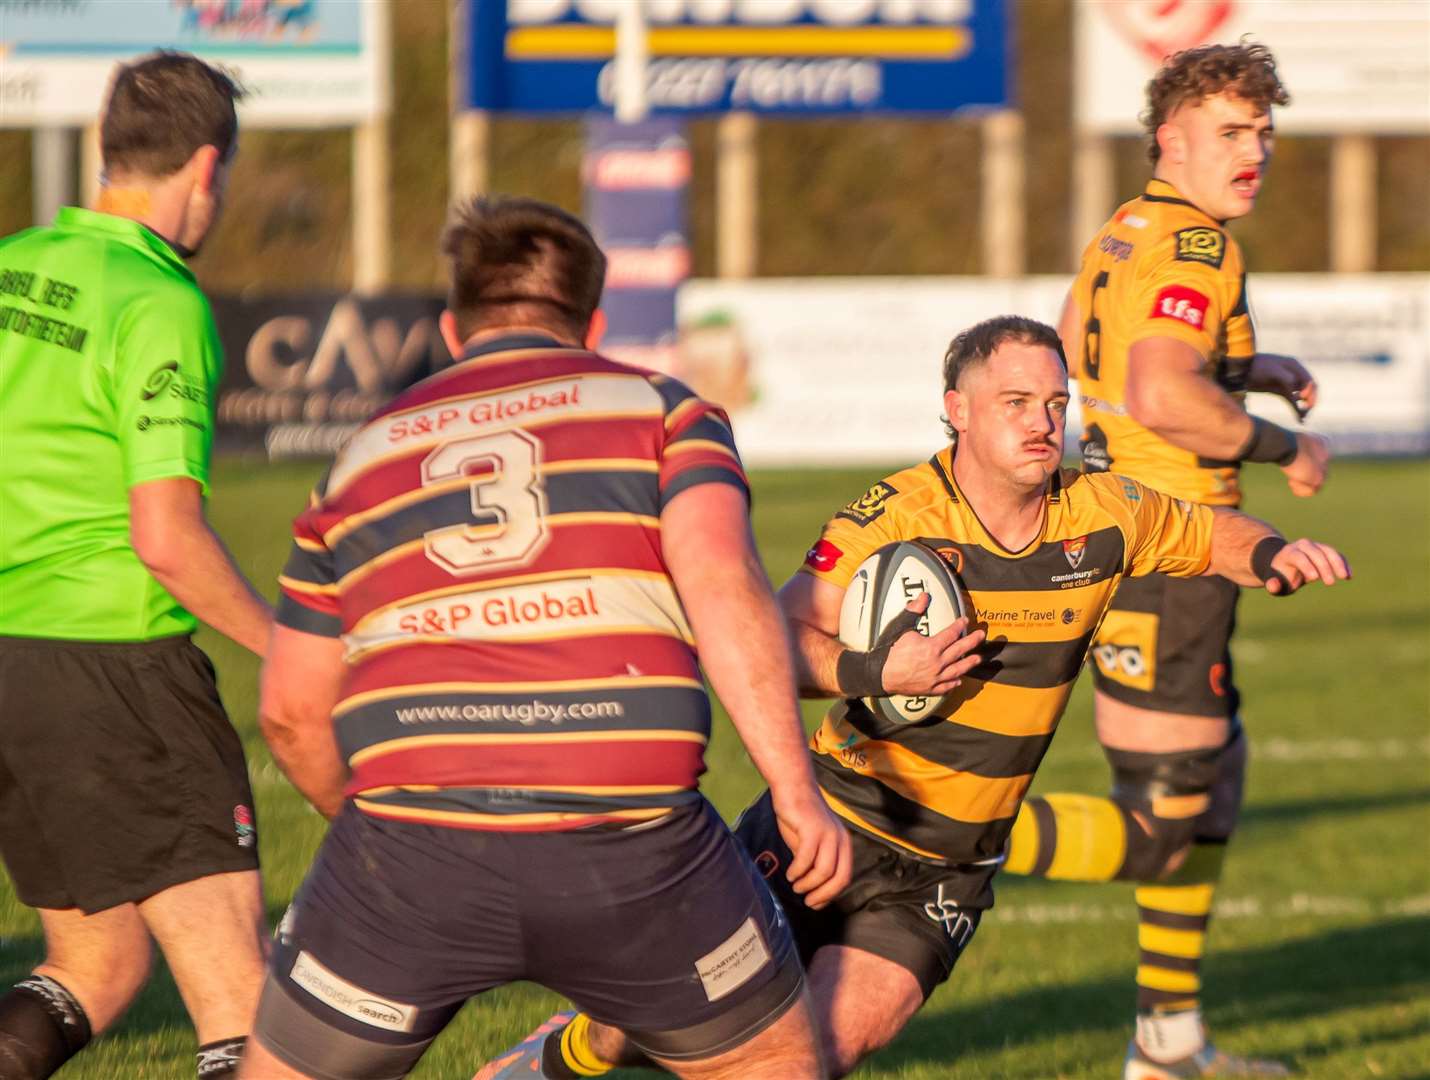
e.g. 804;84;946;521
838;540;971;729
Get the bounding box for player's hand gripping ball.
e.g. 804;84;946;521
838;540;971;728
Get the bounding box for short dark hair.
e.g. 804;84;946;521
1143;42;1289;163
101;51;244;178
441;196;607;342
941;315;1066;439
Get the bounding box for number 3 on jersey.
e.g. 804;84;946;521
420;429;550;574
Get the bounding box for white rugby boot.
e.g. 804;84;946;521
1123;1038;1293;1079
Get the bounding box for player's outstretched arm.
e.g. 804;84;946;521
1207;506;1352;594
779;575;983;699
130;476;273;656
1128;338;1328;496
661;483;851;909
259;625;348;819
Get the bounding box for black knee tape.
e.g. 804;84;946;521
1107;744;1224;881
0;975;92;1079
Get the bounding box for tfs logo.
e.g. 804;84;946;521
1151;285;1209;329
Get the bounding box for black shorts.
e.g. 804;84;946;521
253;798;803;1077
0;635;259;914
733;791;984;1000
1090;571;1241;718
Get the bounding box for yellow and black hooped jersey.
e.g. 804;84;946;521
798;448;1213;870
1070;178;1256;506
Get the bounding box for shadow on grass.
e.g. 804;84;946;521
872;917;1430;1077
5;915;1423;1074
1239;788;1430;827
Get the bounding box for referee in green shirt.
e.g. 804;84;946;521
0;53;271;1079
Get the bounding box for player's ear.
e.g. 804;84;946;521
188;144;221;195
944;388;969;438
584;308;607;351
439;310;465;359
1156;122;1182;165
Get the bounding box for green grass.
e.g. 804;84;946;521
3;459;1427;1078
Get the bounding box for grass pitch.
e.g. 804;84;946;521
3;459;1427;1078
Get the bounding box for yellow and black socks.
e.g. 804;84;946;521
1135;839;1226;1016
1005;793;1130;881
542;1013;617;1078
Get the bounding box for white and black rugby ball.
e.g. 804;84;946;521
838;540;971;727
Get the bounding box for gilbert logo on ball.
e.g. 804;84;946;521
838;541;971;728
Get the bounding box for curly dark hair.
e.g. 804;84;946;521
1142;41;1289;163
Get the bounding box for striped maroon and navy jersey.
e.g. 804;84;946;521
276;333;748;832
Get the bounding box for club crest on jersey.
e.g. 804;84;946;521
929;544;964;574
1174;227;1225;268
1062;536;1088;570
837;482;898;527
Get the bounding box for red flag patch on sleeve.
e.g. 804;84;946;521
804;538;844;572
1150;285;1210;329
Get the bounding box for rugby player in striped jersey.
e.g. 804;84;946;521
486;317;1348;1079
241;197;850;1080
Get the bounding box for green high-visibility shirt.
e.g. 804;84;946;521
0;207;223;641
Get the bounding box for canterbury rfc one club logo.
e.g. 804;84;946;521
1062;536;1088;570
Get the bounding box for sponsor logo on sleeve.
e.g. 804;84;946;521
1174;227;1225;268
836;481;898;527
140;359;208;405
803;538;844;572
1150;285;1210;330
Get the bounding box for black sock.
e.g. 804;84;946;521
0;974;93;1079
197;1036;247;1078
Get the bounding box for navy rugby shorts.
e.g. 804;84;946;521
253;797;803;1076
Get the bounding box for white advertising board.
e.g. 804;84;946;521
677;274;1430;466
0;0;388;127
1074;0;1430;135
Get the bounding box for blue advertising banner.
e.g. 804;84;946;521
584;117;690;373
468;0;1011;115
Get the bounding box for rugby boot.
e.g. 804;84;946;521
1123;1038;1292;1079
472;1011;576;1080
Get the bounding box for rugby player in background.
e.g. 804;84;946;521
241;196;851;1080
1000;43;1330;1079
478;316;1349;1080
0;52;271;1080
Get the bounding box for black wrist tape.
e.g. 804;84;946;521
836;646;890;698
1251;535;1291;593
1239;417;1299;465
